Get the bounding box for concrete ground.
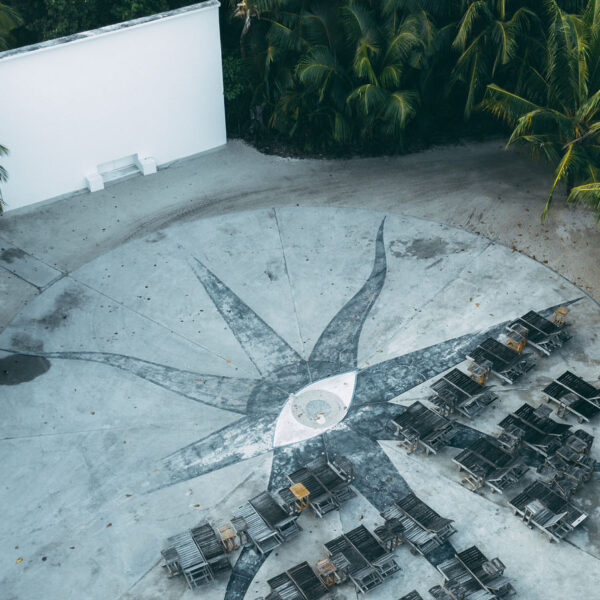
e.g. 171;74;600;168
0;139;599;332
1;141;599;600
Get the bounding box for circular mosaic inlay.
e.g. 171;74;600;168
290;389;347;430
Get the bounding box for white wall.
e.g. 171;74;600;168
0;1;226;211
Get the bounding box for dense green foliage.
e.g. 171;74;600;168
6;1;189;46
0;1;21;49
482;0;600;219
220;0;523;151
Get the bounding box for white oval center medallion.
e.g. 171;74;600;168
273;371;357;447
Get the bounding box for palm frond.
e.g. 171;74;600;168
451;28;487;80
567;182;600;220
0;2;22;30
387;27;421;61
347;83;386;115
507;108;562;145
491;21;514;72
382;89;419;134
333;111;352;142
576;88;600;123
546;5;582;112
353;39;380;84
453;1;488;52
543;143;586;218
296;47;340;98
481;83;542;125
380;64;403;88
264;18;301;52
301;5;341;50
341;2;377;44
508;6;537;32
464;49;482;119
584;0;600;31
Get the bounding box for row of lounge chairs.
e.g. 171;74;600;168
457;400;595;542
265;493;514;600
265;541;514;600
161;449;516;599
161;455;354;589
391;394;595;544
264;523;400;599
390;307;597;544
466;308;570;385
394;396;595;543
392;309;574;457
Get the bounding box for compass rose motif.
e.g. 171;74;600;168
3;217;562;598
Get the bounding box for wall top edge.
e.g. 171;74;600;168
0;1;220;61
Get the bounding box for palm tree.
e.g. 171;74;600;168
450;0;536;118
481;0;600;219
262;1;430;150
342;6;425;141
0;1;22;50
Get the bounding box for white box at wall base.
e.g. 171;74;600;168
0;1;225;212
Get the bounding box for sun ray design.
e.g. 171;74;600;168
0;218;584;599
189;257;311;386
308;218;387;381
162;414;278;484
325;425;412;508
224;546;269;600
11;351;271;414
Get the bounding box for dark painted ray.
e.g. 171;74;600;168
251;362;311;414
0;350;265;414
351;301;577;407
161;414;276;485
268;435;327;492
223;437;328;600
224;546;270;600
308;219;387;381
190;258;309;381
352;332;488;407
324;425;458;569
343;402;406;440
324;424;412;510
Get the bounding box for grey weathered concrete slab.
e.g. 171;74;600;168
0;237;62;289
0;268;37;328
0;207;598;600
0;139;598;300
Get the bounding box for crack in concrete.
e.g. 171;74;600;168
273;208;311;376
70;275;250;373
